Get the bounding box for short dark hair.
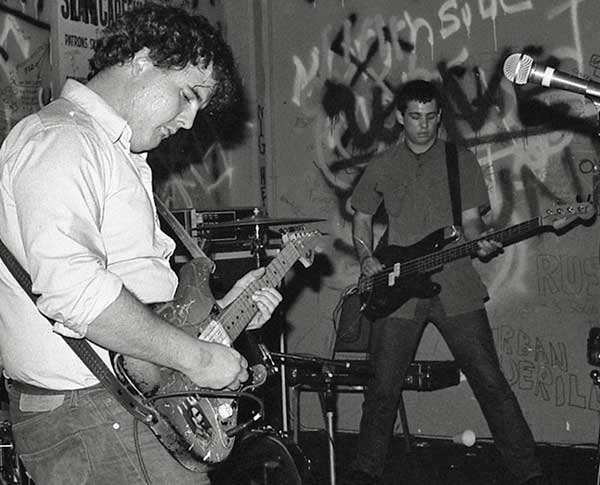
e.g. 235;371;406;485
89;2;238;116
396;79;441;114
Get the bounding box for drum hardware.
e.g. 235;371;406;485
269;352;371;485
0;419;33;485
269;353;461;485
211;426;312;485
197;213;326;229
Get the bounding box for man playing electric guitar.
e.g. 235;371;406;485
345;80;547;485
0;4;282;484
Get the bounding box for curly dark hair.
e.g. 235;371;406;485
396;79;442;114
89;2;238;116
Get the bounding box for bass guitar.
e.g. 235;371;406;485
111;195;322;470
357;202;595;321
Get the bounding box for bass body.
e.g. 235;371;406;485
358;202;595;321
359;226;456;321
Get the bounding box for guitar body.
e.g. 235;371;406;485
360;227;454;321
112;257;239;470
110;228;323;471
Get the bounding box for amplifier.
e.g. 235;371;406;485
286;360;460;392
162;207;263;267
171;207;258;243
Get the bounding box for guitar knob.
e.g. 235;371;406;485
218;402;234;420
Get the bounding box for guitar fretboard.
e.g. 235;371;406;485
219;243;300;340
362;217;542;291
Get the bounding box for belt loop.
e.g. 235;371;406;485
69;389;79;407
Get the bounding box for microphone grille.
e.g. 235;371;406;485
503;53;534;85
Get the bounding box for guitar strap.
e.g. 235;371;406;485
445;141;462;226
0;234;160;423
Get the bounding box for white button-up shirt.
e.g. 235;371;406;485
0;80;177;389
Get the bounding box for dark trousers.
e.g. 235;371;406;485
5;379;210;485
354;299;542;483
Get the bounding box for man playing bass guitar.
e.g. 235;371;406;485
346;79;546;485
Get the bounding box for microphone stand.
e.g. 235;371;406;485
319;367;337;485
270;352;373;485
591;369;600;485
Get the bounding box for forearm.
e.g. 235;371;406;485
352;211;375;264
462;212;486;240
84;287;207;376
461;207;501;260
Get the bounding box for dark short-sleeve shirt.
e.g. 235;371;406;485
351;138;490;318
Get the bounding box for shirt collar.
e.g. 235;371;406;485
60;79;131;145
402;137;442;158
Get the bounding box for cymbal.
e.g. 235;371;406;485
197;215;325;229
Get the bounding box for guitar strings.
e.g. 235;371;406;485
358;218;541;291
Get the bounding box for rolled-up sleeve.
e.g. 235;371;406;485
10;125;123;337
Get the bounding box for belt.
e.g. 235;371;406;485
5;378;101;396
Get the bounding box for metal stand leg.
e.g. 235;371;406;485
397;392;412;453
293;387;300;444
590;370;600;485
320;381;336;485
279;331;289;433
325;409;336;485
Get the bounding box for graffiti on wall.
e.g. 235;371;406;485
495;324;600;411
289;0;597;298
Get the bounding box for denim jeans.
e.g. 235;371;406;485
6;380;211;485
354;298;542;483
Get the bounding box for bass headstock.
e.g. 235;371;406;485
541;201;596;230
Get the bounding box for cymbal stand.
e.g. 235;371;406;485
320;369;337;485
271;352;357;485
248;223;290;433
248;221;267;271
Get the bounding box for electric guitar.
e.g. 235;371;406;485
357;202;595;321
111;196;321;470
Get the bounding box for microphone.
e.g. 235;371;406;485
452;429;476;447
503;53;600;100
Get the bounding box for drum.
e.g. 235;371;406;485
0;419;34;485
211;428;312;485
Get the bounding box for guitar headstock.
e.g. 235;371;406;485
282;229;323;267
542;201;596;230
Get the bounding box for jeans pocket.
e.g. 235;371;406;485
18;431;92;485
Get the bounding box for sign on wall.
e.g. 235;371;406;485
54;0;146;86
0;4;51;143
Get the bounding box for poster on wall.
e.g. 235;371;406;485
0;5;51;144
54;0;146;86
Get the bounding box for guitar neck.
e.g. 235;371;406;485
401;216;542;276
218;243;299;341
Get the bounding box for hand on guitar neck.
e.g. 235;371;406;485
111;225;323;468
217;267;283;331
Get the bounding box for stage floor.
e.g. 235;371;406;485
297;431;597;484
211;429;598;485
